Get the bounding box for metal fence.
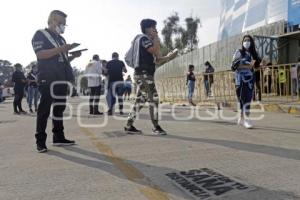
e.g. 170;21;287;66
155;64;300;104
155;20;285;79
153;20;300;105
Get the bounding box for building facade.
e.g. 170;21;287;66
219;0;300;40
154;0;300;103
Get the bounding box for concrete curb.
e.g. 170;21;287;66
162;100;300;115
287;106;300;115
263;104;285;113
267;103;300;115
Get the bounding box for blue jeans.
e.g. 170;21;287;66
204;80;211;96
28;86;39;109
106;81;124;112
187;80;195;100
235;69;254;115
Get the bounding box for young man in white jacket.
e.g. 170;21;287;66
85;55;103;115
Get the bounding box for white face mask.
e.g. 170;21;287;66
55;24;65;34
243;41;251;49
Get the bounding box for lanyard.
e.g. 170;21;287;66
39;29;68;62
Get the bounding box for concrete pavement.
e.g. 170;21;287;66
0;97;300;200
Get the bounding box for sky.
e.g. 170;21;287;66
0;0;221;75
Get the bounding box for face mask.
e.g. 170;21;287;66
55;24;65;34
243;41;251;49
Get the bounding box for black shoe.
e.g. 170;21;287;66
120;111;124;115
14;111;20;115
29;108;33;113
37;144;48;153
89;105;94;115
124;125;142;134
93;111;103;115
93;106;103;115
19;110;27;114
107;111;113;116
152;125;167;135
53;139;76;146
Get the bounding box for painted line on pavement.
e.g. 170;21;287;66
80;127;170;200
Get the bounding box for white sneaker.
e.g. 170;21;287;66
243;120;253;129
237;118;243;125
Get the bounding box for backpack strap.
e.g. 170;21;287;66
133;34;150;68
30;72;37;81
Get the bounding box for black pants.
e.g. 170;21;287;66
89;86;101;113
13;88;24;112
264;75;272;93
253;80;262;101
35;84;67;145
253;71;261;101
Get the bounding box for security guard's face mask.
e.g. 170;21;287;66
55;24;65;35
52;18;66;35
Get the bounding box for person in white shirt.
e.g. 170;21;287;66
85;55;103;115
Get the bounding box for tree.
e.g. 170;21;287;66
161;12;181;51
184;17;201;51
0;59;14;86
161;13;201;55
175;27;188;51
0;60;12;68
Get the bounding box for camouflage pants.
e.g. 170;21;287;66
127;74;159;127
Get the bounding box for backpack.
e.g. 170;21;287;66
125;34;150;68
231;49;242;71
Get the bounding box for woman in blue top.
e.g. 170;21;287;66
232;35;261;129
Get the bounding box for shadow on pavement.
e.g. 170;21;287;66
46;145;299;200
47;146;189;199
160;135;300;161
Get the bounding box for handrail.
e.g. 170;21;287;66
155;63;300;104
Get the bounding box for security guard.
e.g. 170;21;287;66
32;10;81;153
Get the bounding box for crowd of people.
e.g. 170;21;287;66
6;10;300;153
186;34;300;129
28;10;177;153
84;53;133;116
